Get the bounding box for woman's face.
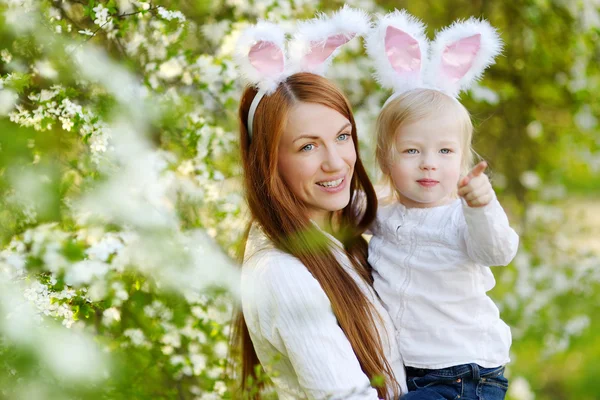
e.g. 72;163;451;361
277;101;356;226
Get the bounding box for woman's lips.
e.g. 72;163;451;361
316;176;347;193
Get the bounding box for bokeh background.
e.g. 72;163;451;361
0;0;598;399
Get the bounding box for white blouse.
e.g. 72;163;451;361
368;197;519;370
241;224;407;399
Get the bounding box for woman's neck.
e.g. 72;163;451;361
309;211;336;234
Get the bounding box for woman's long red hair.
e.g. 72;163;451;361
231;73;397;399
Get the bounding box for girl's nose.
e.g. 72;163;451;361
419;154;437;170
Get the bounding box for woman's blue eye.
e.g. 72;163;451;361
337;133;350;141
440;148;451;154
301;144;315;152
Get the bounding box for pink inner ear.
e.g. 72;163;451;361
440;34;481;82
249;41;284;75
385;26;422;74
302;33;355;69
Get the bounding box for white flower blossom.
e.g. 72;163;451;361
124;328;150;347
102;307;121;326
190;353;207;375
0;89;18;115
87;234;124;262
34;60;58;79
65;260;110;286
157;58;184;80
156;6;186;22
78;29;95;36
213;341;228;359
526;120;543;139
520;171;541;190
508;376;535;400
1;48;13;63
470;83;500;104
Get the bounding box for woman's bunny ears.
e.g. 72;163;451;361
235;6;370;95
365;9;503;100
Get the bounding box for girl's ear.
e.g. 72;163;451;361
365;9;429;94
235;21;287;94
427;17;503;98
288;5;370;76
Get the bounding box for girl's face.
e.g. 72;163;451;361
388;109;464;208
277;101;356;227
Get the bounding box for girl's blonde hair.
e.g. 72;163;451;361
375;89;475;195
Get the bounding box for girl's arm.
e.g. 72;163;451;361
244;252;383;400
457;161;519;266
461;196;519;266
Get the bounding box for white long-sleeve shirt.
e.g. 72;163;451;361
368;197;519;369
241;224;407;399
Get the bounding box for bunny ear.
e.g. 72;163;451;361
235;21;287;94
299;33;356;70
289;5;370;76
365;9;429;94
427;17;503;97
249;41;284;75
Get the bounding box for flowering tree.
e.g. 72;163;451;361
0;0;599;399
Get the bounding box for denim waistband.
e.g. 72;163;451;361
406;363;504;380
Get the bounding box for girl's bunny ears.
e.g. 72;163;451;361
365;9;503;102
235;6;370;138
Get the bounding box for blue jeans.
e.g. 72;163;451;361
400;363;508;400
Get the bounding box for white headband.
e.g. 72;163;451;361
365;10;503;104
235;6;370;139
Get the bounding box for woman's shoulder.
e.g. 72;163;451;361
242;238;329;310
243;224;307;275
243;246;306;280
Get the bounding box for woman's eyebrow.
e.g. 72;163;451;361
293;122;352;143
293;134;319;143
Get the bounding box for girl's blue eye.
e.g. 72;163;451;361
405;149;418;154
301;144;315;152
440;148;451;154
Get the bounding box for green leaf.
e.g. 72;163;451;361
62;239;86;261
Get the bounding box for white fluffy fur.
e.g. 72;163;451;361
365;9;429;93
366;11;503;100
289;5;370;76
235;7;368;93
234;21;287;94
427;17;503;97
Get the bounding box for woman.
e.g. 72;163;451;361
232;72;407;399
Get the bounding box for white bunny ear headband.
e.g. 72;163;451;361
365;9;503;107
235;6;370;139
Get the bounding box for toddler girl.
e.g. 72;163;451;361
365;10;518;400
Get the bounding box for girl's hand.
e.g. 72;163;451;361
457;161;493;208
